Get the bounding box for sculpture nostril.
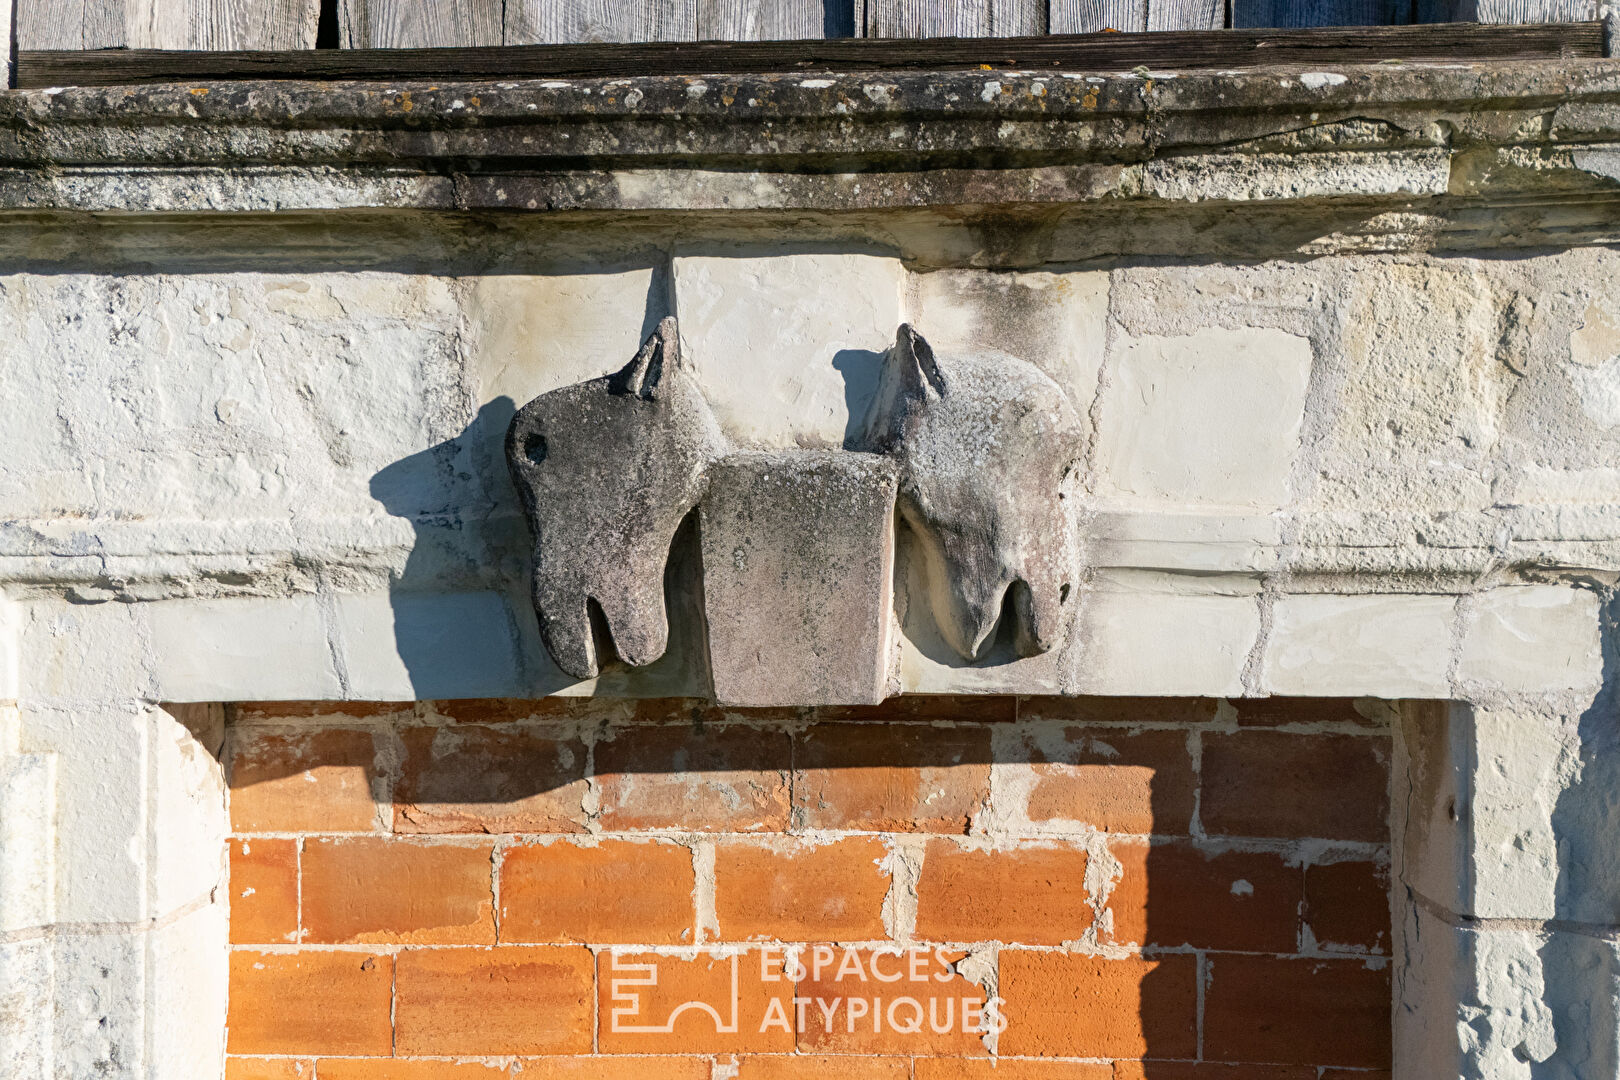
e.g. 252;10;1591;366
1060;583;1071;604
523;432;548;466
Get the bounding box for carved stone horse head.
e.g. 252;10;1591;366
863;324;1083;662
506;317;724;678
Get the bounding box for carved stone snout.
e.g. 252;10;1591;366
505;316;725;678
862;324;1083;662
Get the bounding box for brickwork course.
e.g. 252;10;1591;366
223;696;1392;1079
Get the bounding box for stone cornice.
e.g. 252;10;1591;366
1;60;1619;216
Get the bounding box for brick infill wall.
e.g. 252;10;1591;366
223;696;1392;1080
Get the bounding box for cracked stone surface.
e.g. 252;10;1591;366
861;324;1084;662
505;316;724;678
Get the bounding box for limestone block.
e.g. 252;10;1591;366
1072;591;1260;696
17;600;153;706
862;326;1083;661
470;267;661;409
22;704;149;924
0;595;17;702
148;903;228;1080
1460;705;1567;921
507;318;725;678
148;594;341;702
1459;586;1603;694
331;589;525;699
1095;326;1311;510
672;252;905;448
699;451;897;706
911;268;1109;416
1262;593;1454;697
149;706;227;917
0;938;51;1080
51;930;143;1079
0;750;54;933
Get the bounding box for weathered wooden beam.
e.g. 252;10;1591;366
14;22;1604;87
18;0;317;50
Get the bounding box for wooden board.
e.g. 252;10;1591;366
699;0;856;39
1233;0;1411;26
1051;0;1223;32
340;0;501;47
16;22;1605;87
507;0;700;44
867;0;1045;37
18;0;317;50
1471;0;1598;20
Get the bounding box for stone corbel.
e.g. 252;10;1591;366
506;318;1083;704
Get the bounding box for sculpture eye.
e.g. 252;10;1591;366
524;432;549;466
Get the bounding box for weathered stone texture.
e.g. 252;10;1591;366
700;451;898;705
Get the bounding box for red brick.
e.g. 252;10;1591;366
998;951;1197;1059
228;727;378;833
1231;698;1385;730
301;836;494;944
394;946;594;1055
1200;732;1390;842
226;950;392;1055
511;1059;711;1079
500;838;696;944
812;695;1017;723
1019;727;1196;835
229;838;299;945
1017;698;1218;727
917;1061;1112;1079
1305;860;1391;954
1112;1064;1315;1079
738;1056;912;1079
914;841;1092;945
316;1063;509;1080
224;1061;313;1080
393;724;588;834
794;723;991;833
595;724;792;832
796;946;987;1056
598;948;795;1054
714;838;891;942
1204;955;1391;1068
1106;840;1302;952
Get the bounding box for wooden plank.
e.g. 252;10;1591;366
18;0;316;49
340;0;501;47
506;0;699;43
867;0;1043;36
1148;0;1224;30
1051;1;1146;33
1234;0;1410;26
15;22;1605;87
1471;0;1598;20
698;0;856;39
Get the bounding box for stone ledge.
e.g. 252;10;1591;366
2;61;1620;214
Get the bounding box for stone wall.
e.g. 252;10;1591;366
223;695;1392;1078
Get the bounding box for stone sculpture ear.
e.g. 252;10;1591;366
609;315;680;400
893;323;946;399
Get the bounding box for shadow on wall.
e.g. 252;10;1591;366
224;696;1396;1072
1539;591;1620;1079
